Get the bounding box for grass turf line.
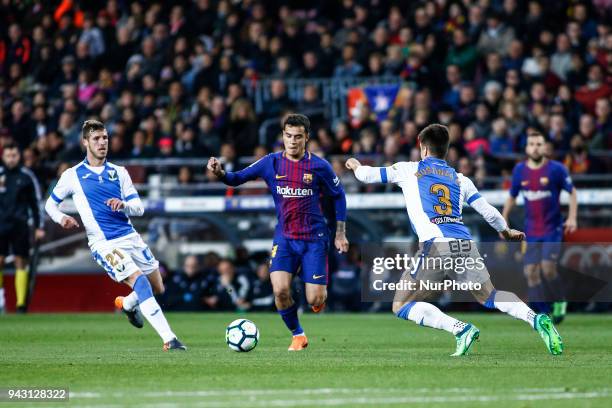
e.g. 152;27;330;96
0;313;611;407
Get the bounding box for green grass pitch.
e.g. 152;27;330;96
1;312;611;407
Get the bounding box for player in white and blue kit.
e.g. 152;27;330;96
45;120;185;351
346;124;563;356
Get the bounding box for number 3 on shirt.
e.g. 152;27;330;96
430;183;452;215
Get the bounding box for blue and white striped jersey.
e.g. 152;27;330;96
47;159;141;246
355;157;507;242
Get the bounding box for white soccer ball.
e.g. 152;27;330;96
226;319;259;352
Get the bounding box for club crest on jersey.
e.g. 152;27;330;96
303;173;313;184
540;177;549;185
107;169;118;181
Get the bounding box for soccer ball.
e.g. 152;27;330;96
226;319;259;352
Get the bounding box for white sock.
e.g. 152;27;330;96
406;302;467;335
139;297;176;343
123;291;139;311
0;288;5;309
493;290;537;329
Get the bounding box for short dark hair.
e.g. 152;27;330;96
81;119;106;139
418;124;450;158
2;141;19;151
527;131;546;140
282;114;310;135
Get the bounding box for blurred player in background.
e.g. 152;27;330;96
208;114;349;351
346;124;563;356
45;120;186;351
0;143;45;313
502;132;577;323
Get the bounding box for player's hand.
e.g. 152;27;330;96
335;233;349;253
501;228;525;241
564;217;577;234
345;158;361;171
34;228;46;241
105;198;125;211
60;215;80;229
207;157;225;178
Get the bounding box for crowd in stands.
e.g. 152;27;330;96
0;0;611;194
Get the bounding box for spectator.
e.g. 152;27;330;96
131;130;156;159
248;263;274;312
489;118;513;155
227;99;258;157
477;11;515;57
563;134;604;174
329;246;361;312
575;64;611;114
165;255;208;311
445;29;478;79
334;45;364;77
175;126;202;157
203;259;250;311
594;98;612;148
197;113;222;156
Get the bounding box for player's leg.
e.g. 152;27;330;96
305;283;326;310
92;244;184;350
13;256;28;313
400;242;482;356
115;237;164;315
145;269;165;295
392;257;476;357
473;280;537;327
541;236;566;323
393;274;471;332
524;240;550;313
475;280;563;355
123;269;185;351
0;254;5;313
269;237;307;349
302;240;328;313
13;225;31;313
271;270;308;350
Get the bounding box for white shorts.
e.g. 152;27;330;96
91;233;159;282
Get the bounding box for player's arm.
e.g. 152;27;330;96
107;166;144;216
502;165;522;224
45;170;79;229
23;169;45;241
207;156;266;186
345;158;403;184
565;187;578;234
462;176;524;241
560;164;578;234
501;196;516;225
320;161;349;253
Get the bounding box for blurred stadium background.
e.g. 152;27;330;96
0;0;610;314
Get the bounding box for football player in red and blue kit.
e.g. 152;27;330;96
207;114;349;350
502;132;578;323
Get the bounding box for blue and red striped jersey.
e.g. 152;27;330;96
510;160;574;238
223;151;346;241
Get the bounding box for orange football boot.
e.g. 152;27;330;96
288;334;309;351
311;303;326;313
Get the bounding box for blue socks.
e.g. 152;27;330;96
544;276;565;302
134;274;153;302
528;284;550;313
395;301;417;319
278;304;304;336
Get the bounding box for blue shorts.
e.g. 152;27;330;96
524;230;563;265
269;235;329;285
